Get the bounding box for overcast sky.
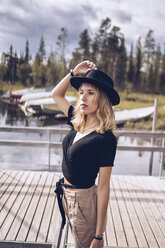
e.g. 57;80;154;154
0;0;164;61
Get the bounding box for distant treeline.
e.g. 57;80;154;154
0;17;165;93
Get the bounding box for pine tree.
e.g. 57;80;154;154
148;63;154;91
153;44;161;92
25;40;30;64
144;30;155;66
7;45;14;84
17;46;32;86
115;37;127;89
57;27;67;77
31;52;46;87
108;26;122;78
38;35;46;64
78;29;91;60
91;36;100;65
144;30;155;90
160;43;165;92
6;45;18;85
46;51;59;86
127;43;134;83
69;48;82;70
96;18;112;72
134;37;142;90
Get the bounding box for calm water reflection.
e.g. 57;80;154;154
0;99;68;127
0;99;163;176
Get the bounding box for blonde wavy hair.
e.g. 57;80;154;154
71;84;116;133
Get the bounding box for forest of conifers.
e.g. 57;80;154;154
0;18;165;94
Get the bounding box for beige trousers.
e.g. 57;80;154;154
62;185;105;248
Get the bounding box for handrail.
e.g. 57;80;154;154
0;126;164;177
0;126;165;138
0;140;164;152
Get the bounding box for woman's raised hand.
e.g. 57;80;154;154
73;60;97;76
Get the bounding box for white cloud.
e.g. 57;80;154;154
0;0;164;61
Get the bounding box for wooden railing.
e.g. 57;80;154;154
0;126;165;177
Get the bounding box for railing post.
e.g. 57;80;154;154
149;98;158;176
159;134;165;178
48;128;51;171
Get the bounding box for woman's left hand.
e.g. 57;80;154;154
73;60;96;76
90;239;102;248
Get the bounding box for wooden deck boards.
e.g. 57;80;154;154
0;170;165;248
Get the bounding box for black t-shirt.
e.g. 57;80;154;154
62;105;117;188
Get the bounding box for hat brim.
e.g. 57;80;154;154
70;76;120;106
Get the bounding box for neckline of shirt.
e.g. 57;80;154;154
70;130;97;147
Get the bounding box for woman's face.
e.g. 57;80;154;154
79;83;99;116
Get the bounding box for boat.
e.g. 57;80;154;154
20;88;53;102
22;96;77;116
2;88;34;104
2;88;53;107
41;105;63;115
41;105;62;115
115;106;155;125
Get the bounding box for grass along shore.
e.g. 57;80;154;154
0;83;165;131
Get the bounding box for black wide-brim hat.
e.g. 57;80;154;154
70;69;120;106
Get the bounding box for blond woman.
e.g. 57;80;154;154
52;61;120;248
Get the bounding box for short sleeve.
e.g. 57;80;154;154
97;132;117;167
67;105;75;126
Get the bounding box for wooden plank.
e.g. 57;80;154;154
139;177;165;236
16;172;48;242
1;171;164;248
105;201;117;247
127;176;159;248
0;170;13;190
47;174;63;247
0;171;23;229
27;172;54;242
37;173;56;242
0;170;18;200
0;171;30;239
45;173;61;244
118;176;148;248
5;171;36;241
151;177;165;201
0;170;6;180
110;178;127;247
113;176;138;247
135;176;165;248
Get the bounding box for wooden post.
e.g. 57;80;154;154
48;128;51;171
149;98;158;175
159;134;165;178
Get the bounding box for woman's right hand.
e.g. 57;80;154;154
73;60;97;76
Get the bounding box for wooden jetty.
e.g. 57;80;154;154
0;170;165;248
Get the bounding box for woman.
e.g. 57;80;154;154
51;61;120;248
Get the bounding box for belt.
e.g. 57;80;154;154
54;178;82;228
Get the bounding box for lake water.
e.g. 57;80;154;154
0;99;164;177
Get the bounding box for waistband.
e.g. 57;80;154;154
63;184;97;199
54;177;94;228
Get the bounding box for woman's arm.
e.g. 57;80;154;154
90;166;112;248
51;60;96;116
